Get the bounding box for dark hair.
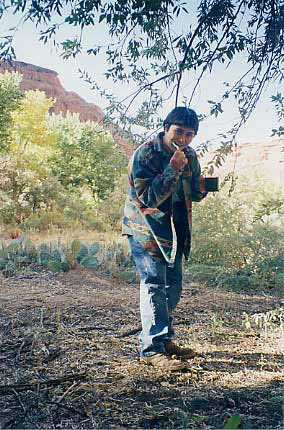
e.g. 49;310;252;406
163;106;199;134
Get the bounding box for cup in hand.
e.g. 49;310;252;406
205;177;219;192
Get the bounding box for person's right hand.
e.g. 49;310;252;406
170;149;188;171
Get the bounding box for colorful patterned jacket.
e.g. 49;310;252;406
122;132;207;264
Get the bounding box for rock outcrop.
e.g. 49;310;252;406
0;59;133;158
0;60;104;121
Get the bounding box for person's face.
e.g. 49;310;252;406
163;124;195;152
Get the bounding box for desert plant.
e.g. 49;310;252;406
243;307;284;339
0;235;136;278
74;240;102;270
0;235;37;275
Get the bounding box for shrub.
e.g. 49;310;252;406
96;174;128;231
188;175;284;291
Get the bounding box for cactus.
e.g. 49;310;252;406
0;249;8;259
120;269;137;283
76;241;100;264
71;239;81;257
79;256;101;270
0;236;135;279
89;242;100;255
3;260;17;276
38;244;51;267
37;240;71;272
47;260;70;272
24;239;37;258
0;258;7;270
76;243;89;263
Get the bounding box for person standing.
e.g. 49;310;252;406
122;106;208;371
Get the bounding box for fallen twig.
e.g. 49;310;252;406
0;372;88;395
46;400;88;419
75;325;111;332
14;339;26;365
118;326;141;338
12;388;26;413
57;380;79;403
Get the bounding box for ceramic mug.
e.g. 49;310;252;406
205;177;219;192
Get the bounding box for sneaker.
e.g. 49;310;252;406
165;341;195;359
140;353;188;371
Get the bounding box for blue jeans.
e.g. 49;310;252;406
128;234;185;357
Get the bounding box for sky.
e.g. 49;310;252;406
1;6;282;148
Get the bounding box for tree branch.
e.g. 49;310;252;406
174;9;212;106
189;0;247;105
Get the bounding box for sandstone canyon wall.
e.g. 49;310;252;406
0;60;104;122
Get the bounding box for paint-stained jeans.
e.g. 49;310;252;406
128;234;185;357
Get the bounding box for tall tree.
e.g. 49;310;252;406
0;89;58;221
0;71;22;151
11;89;56;150
8;89;57;182
48;112;127;200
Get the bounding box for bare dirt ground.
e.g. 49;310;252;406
0;266;284;429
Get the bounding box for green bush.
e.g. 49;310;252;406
22;209;70;231
96;174;128;231
190;192;249;269
189;176;284;291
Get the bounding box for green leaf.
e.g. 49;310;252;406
47;260;62;272
89;242;100;255
0;258;7;270
120;269;136;283
224;415;241;429
79;244;89;257
80;256;100;270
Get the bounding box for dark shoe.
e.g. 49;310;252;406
140;353;188;371
165;341;195;359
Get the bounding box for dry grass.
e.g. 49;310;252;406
0;266;284;429
0;226;123;246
